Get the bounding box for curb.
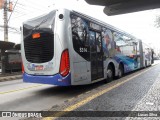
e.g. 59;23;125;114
0;75;22;82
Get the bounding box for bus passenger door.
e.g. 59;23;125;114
89;31;103;81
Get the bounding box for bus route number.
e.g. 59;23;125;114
80;48;87;52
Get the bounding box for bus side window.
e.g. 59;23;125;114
71;14;90;60
96;33;102;53
71;15;89;46
113;32;123;53
72;31;81;50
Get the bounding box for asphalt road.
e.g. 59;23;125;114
0;76;107;111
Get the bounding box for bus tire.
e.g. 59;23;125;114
106;65;114;83
145;60;147;67
116;64;124;79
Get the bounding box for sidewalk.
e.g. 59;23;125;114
125;73;160;120
0;73;22;82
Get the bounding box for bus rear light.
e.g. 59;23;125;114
59;49;70;77
32;33;40;39
22;62;24;73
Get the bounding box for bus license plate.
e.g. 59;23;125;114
35;65;43;71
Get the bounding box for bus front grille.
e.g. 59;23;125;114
24;32;54;63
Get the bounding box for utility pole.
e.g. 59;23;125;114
0;0;15;74
1;0;8;74
3;0;8;41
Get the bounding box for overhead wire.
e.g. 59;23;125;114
7;0;19;23
1;0;54;35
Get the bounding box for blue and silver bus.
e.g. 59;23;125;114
21;9;154;86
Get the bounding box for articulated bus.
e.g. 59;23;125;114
21;9;154;86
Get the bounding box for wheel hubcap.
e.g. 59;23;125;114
107;69;112;78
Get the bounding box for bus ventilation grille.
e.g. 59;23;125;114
24;32;54;63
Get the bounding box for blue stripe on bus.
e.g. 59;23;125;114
23;73;71;86
114;54;138;73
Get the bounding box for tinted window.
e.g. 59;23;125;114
114;32;137;56
71;14;90;61
102;28;116;58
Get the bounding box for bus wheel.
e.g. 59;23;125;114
145;60;147;67
117;64;124;79
106;65;113;82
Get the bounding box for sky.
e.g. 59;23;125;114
0;0;160;52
